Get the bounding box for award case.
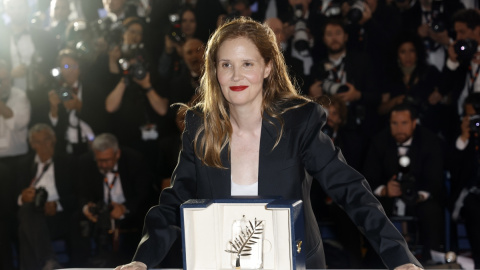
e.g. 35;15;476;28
180;198;306;270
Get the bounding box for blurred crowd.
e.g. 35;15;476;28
1;0;480;269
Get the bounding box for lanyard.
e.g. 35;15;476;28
30;162;51;187
329;59;345;83
104;171;119;204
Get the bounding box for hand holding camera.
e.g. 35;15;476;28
110;202;127;220
386;176;402;198
83;202;98;223
62;92;82;111
21;187;36;203
335;82;361;102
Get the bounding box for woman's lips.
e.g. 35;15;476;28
230;85;248;91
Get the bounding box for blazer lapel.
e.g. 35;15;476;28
258;115;281;196
207;144;231;198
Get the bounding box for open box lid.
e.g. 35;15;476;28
180;198;305;270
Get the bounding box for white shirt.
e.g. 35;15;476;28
103;164;126;205
0;86;31;157
231;179;258;196
49;82;95;145
17;155;63;211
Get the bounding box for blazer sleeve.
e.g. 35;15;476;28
132;110;198;267
300;103;420;269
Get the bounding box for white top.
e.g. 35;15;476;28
231;180;258;196
0;86;31;157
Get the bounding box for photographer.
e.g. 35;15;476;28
158;5;198;81
16;123;77;270
76;133;152;266
281;0;326;92
309;18;380;149
443;9;480;119
105;17;168;173
363;103;445;265
449;92;480;269
379;32;446;134
402;0;464;72
48;49;110;156
343;0;402;76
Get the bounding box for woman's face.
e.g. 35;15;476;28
123;23;143;45
181;10;197;38
398;42;417;68
216;37;271;109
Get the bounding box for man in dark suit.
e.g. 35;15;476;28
75;133;152;267
309;18;380;160
442;9;480;141
16;123;77;270
363;103;445;264
47;49;111;156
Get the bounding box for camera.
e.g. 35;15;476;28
347;0;364;24
91;14;124;49
430;0;445;33
454;39;478;62
88;201;113;216
50;67;74;101
88;201;114;251
290;4;311;56
323;0;342;17
118;44;148;85
168;13;185;44
34;187;48;208
469;115;480;133
322;79;349;95
397;155;418;206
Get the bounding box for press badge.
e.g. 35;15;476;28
140;124;158;141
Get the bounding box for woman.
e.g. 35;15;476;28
116;17;421;270
379;32;444;132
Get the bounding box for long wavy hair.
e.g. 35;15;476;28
190;17;308;168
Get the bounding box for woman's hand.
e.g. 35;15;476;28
114;261;147;270
394;263;423;270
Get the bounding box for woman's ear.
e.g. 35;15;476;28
264;61;272;79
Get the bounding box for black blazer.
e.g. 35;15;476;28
78;147;152;229
133;101;419;269
16;154;78;214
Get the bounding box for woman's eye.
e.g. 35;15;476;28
244;62;253;67
221;62;231;68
